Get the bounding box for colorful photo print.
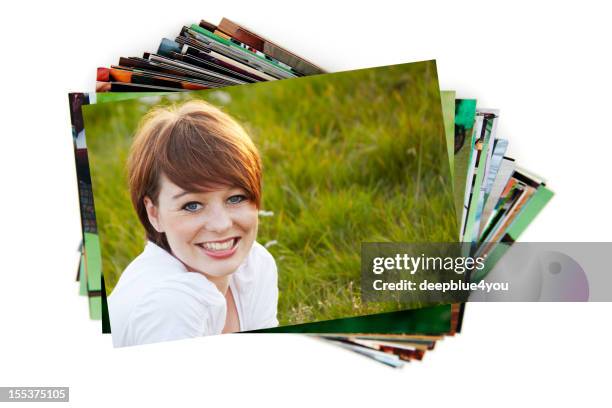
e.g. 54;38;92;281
82;61;457;346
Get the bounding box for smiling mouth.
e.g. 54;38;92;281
196;237;240;259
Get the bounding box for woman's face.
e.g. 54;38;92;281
144;173;258;279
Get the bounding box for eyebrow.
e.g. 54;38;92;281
171;190;191;200
171;185;239;200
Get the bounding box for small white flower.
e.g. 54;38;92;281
209;91;232;105
258;210;274;217
264;240;278;248
166;93;181;101
141;95;162;105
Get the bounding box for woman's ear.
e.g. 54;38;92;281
144;196;163;233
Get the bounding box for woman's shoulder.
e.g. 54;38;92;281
109;242;225;347
113;242;215;296
249;241;277;270
233;241;279;331
237;241;278;283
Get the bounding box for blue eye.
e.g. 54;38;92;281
227;195;247;205
183;202;203;212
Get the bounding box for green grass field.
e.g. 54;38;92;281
84;61;457;326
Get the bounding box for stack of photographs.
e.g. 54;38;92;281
68;18;553;368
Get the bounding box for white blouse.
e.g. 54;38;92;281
108;241;279;347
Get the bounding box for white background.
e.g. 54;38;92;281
0;1;611;406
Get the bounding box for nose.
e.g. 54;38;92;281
202;202;232;234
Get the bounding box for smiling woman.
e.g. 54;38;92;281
108;100;279;347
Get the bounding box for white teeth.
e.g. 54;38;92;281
201;239;235;251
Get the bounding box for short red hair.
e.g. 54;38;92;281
127;99;262;251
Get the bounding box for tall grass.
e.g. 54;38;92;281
84;61;456;325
